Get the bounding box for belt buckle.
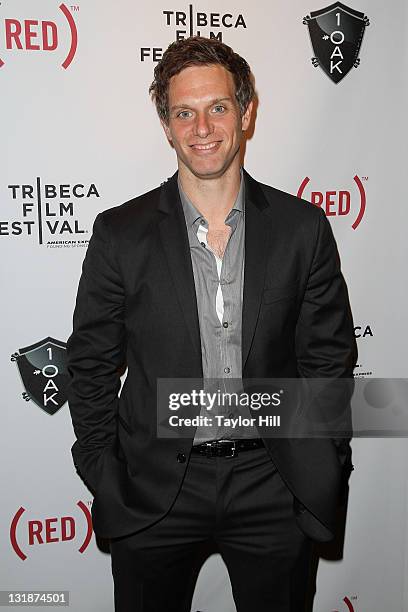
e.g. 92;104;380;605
217;439;237;458
202;442;214;458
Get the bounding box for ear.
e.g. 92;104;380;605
161;119;172;142
241;100;253;132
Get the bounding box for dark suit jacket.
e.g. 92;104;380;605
67;168;357;542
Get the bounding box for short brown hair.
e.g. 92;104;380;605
149;36;254;124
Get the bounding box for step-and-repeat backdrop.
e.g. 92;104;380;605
1;1;407;611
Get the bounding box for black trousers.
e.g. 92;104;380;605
109;447;313;611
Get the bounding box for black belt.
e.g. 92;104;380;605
191;438;264;458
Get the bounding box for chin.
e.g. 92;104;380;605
186;159;234;180
191;169;227;181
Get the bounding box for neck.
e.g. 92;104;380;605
178;161;242;226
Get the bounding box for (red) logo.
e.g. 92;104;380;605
332;595;356;611
10;501;92;560
0;4;78;69
297;175;366;229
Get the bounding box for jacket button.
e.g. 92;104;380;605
177;453;186;463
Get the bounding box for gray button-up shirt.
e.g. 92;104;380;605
178;170;259;444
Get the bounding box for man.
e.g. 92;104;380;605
67;36;357;611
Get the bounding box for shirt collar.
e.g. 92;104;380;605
178;168;244;228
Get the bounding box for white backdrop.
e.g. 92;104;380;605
1;1;407;611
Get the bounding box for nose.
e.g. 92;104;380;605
194;111;213;138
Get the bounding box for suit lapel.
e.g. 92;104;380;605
157;172;202;365
242;169;270;370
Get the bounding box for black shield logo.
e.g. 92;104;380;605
304;3;369;83
12;337;68;415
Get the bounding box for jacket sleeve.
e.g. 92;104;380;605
295;208;357;470
66;212;126;493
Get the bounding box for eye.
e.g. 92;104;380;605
176;110;193;119
212;104;226;113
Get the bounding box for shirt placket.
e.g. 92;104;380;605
197;216;239;437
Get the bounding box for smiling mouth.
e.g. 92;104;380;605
190;142;220;150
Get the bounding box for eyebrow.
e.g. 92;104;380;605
170;97;232;113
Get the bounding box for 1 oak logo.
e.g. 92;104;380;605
11;337;69;415
303;2;369;83
0;3;78;69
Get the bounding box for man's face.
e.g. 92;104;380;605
162;64;252;180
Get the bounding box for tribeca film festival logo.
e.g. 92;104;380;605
10;501;92;560
1;179;100;247
354;323;373;378
354;323;373;340
141;4;247;62
297;175;367;230
303;2;369;83
11;337;68;415
0;2;78;70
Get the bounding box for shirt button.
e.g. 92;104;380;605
200;219;206;225
176;453;186;463
200;242;206;247
224;367;231;374
222;321;229;328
